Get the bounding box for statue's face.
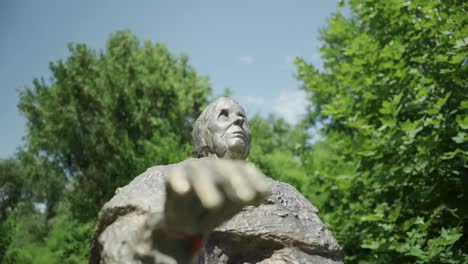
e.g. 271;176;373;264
207;98;251;160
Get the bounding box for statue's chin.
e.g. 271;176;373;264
226;145;248;160
209;137;248;160
211;142;245;160
229;138;245;148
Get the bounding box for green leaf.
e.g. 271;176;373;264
452;132;466;144
439;227;463;246
401;120;423;138
441;149;462;160
362;240;380;250
454;37;468;48
456;115;468;129
427;92;451;114
460;100;468;110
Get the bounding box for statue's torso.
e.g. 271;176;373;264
90;161;342;264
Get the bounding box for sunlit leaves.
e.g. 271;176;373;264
297;0;467;262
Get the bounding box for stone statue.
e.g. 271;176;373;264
89;97;342;264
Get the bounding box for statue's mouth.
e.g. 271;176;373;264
226;127;246;139
231;131;245;138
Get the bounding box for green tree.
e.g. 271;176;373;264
0;215;16;264
0;158;30;264
248;115;310;193
297;0;467;263
0;159;26;221
18;30;211;222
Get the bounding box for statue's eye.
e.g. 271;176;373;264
218;109;229;118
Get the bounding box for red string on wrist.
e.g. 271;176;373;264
161;224;203;256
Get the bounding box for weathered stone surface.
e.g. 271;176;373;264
204;177;342;263
89;163;171;264
89;161;342;264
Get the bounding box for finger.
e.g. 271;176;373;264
214;160;255;203
166;165;191;195
190;163;223;209
244;163;272;198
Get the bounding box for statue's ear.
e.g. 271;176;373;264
194;127;211;158
200;129;212;157
200;146;211;158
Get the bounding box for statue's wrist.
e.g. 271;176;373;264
153;221;203;259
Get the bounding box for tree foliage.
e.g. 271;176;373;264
0;159;26;221
17;30;211;221
297;0;467;263
0;215;16;263
248;115;310;190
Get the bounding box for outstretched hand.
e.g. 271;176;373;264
163;158;271;235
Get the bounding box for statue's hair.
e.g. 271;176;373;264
192;99;217;158
192;97;247;158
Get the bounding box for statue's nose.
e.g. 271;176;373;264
233;116;244;126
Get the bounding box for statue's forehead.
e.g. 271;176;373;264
213;98;245;113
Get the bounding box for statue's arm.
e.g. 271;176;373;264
97;211;199;264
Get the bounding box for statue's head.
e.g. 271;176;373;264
193;97;251;160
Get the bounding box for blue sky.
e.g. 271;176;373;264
0;0;345;158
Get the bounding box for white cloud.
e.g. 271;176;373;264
272;89;308;124
238;56;255;65
238;89;308;125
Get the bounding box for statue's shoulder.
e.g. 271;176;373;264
269;178;319;215
209;177;342;260
99;158;196;215
100;164;168;215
